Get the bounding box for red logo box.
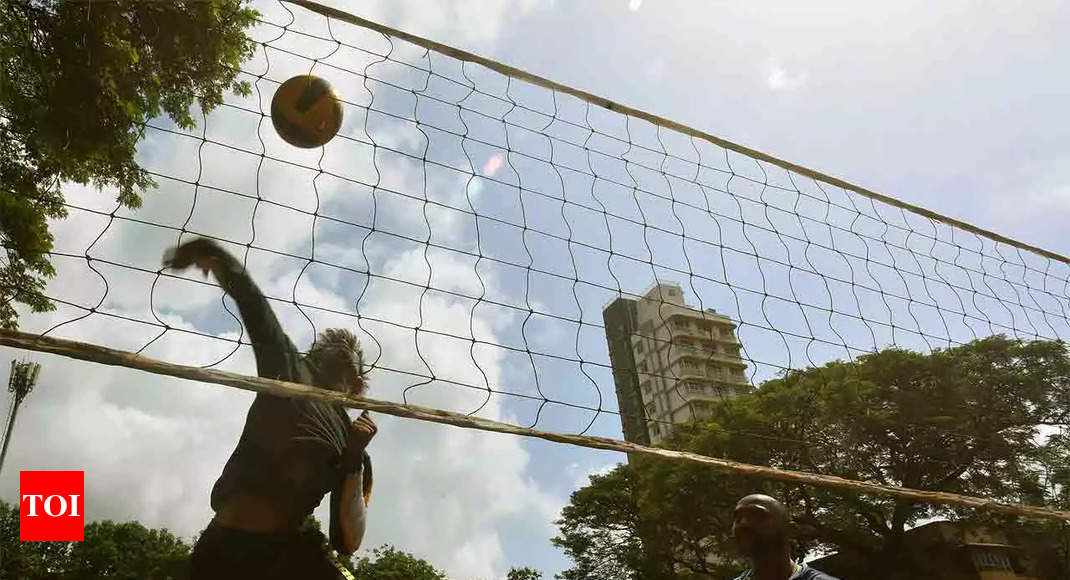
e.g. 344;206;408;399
20;471;84;541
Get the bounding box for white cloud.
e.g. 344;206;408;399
572;462;617;489
0;321;255;537
310;0;541;50
0;12;566;574
645;59;666;83
766;57;805;91
2;215;559;579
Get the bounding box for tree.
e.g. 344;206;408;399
0;499;68;579
552;464;656;580
351;545;447;580
0;500;191;579
552;462;745;580
66;520;190;580
555;336;1070;579
507;566;544;580
0;0;257;328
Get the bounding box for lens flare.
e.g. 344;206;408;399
482;153;504;176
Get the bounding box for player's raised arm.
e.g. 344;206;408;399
163;237;297;377
331;411;376;555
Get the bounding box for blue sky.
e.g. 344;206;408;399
3;0;1070;577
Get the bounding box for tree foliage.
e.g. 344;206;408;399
351;545;448;579
555;336;1070;579
507;566;544;580
0;500;190;579
0;0;257;328
552;465;649;580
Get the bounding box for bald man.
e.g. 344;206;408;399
731;494;838;580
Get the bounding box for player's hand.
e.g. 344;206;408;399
162;238;224;277
346;411;377;455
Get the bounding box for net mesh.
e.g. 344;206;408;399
5;1;1070;472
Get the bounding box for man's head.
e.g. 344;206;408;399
732;494;792;558
307;328;368;395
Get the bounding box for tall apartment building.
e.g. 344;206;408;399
603;283;749;445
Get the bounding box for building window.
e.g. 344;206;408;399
667;288;678;296
680;361;700;373
641;381;651;396
687;381;705;393
638;361;648;374
645;402;656;416
635;341;645;353
651;423;660;437
971;549;1013;572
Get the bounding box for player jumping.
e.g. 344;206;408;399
164;238;374;580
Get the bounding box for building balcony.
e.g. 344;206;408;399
674;369;748;385
663;326;742;348
669;347;747;370
672;370;712;383
662;390;746;422
712;333;741;345
671;377;749;395
690;383;750;400
665;311;737;331
633;329;741;360
666;310;735;325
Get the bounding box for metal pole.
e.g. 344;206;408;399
0;360;40;475
0;401;22;474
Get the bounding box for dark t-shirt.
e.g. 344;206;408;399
734;564;839;580
795;567;838;580
209;256;366;519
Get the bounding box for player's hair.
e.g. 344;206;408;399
295;329;369;456
307;328;368;394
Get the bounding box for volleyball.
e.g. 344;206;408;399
270;75;343;148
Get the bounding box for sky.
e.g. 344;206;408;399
3;1;1070;578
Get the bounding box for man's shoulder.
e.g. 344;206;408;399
731;567;837;580
799;565;839;580
732;564;838;580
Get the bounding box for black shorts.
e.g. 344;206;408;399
190;520;345;580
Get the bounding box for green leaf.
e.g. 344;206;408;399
0;0;259;328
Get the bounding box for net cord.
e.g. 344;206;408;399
1;328;1067;522
280;0;1069;267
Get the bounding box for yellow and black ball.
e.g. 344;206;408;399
270;75;343;148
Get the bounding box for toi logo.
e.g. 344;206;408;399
20;471;84;541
